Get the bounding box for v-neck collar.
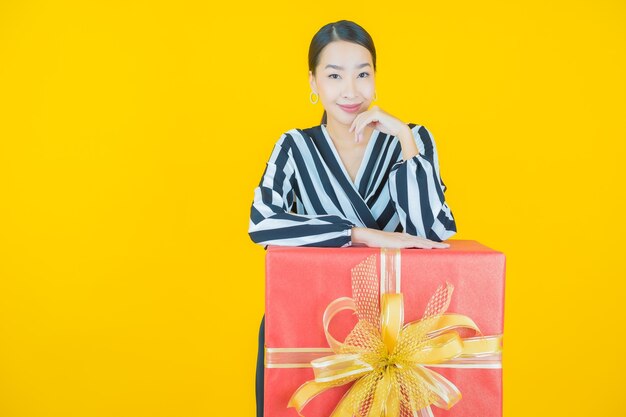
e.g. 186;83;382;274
320;124;379;191
302;125;380;229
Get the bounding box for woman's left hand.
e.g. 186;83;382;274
349;105;408;143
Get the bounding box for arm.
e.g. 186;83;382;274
248;135;356;248
387;125;457;242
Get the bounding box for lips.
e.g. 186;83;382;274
338;103;362;113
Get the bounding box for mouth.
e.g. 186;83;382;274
338;103;362;113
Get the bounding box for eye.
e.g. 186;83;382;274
358;72;370;78
328;74;340;79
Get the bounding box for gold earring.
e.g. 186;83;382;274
310;91;319;104
373;91;378;101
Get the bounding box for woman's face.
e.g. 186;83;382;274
309;40;376;127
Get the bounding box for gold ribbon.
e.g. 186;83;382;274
268;248;503;417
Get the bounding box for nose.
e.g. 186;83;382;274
342;78;357;98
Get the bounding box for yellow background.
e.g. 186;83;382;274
1;1;624;416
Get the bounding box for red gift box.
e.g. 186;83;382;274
264;240;505;417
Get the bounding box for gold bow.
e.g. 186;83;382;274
285;249;502;417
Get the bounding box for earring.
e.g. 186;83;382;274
373;91;378;101
310;91;319;104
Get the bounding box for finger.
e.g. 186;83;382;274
412;236;448;249
355;122;364;142
425;241;447;248
413;241;436;249
355;117;371;142
349;114;361;132
430;240;449;248
409;240;433;249
352;121;363;140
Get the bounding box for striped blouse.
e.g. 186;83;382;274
248;123;457;248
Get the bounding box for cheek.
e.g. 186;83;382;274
319;82;337;98
363;80;375;95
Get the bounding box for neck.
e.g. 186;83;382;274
325;118;373;149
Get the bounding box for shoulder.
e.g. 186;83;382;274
278;125;323;147
281;125;321;141
269;126;320;158
272;128;301;149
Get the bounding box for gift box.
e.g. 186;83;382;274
264;240;505;417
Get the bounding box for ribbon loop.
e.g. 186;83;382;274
322;297;357;353
311;353;373;383
380;293;404;354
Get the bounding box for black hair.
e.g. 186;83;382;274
308;20;377;125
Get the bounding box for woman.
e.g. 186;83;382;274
248;20;457;417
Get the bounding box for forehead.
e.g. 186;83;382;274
318;41;373;69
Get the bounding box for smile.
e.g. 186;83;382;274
338;103;362;113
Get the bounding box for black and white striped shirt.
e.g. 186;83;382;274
248;123;457;247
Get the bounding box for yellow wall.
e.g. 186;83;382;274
1;1;624;416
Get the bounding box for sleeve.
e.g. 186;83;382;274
248;134;357;248
387;125;457;242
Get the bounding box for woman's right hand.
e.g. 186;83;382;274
350;227;450;249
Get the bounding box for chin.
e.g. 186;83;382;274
339;116;358;126
339;111;361;123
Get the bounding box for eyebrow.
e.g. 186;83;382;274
324;63;371;70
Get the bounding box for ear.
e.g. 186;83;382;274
309;71;317;93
